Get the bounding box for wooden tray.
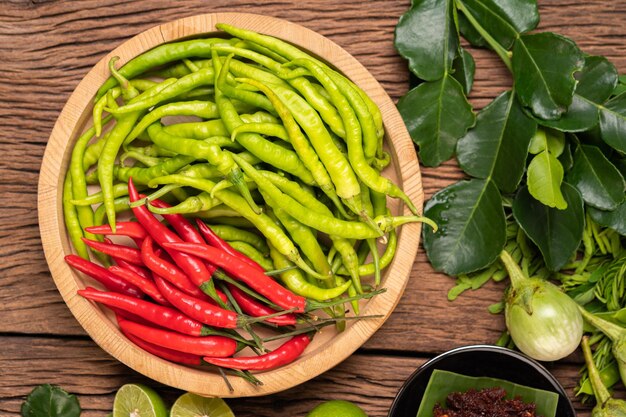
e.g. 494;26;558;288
37;12;424;397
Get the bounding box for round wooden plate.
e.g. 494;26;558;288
38;12;424;397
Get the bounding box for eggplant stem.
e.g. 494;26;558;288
579;306;625;342
500;250;526;290
581;336;611;406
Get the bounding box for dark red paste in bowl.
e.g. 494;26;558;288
433;386;541;417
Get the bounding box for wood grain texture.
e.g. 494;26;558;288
0;0;625;414
0;336;594;417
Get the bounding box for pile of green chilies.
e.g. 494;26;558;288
63;24;434;338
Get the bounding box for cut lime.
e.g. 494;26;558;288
112;384;168;417
306;400;368;417
170;392;235;417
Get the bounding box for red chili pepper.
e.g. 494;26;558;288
196;219;264;272
228;284;297;326
112;257;152;281
108;266;170;306
148;199;223;284
86;221;147;240
82;238;143;265
122;329;202;366
86;222;146;247
149;199;206;244
162;242;307;313
117;316;237;357
140;236;205;298
154;274;241;329
78;287;206;336
109;306;156;327
203;334;312;370
142;236;229;305
128;178;214;289
65;255;142;298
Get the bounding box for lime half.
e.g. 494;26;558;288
170;392;235;417
112;384;168;417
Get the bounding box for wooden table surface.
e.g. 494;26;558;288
1;1;624;416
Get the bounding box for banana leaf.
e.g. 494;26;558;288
416;369;559;417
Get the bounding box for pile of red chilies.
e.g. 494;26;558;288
65;178;359;384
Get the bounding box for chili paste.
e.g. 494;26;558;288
432;386;542;417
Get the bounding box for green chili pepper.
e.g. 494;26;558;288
95;37;235;99
288;58;418;215
107;67;216;115
217;23;383;140
264;201;332;279
82;130;110;171
233;153;435;238
228;241;274;271
208;224;269;255
146;122;260;214
212;46;346;139
234;72;348;219
63;173;90;259
147;191;221;215
98;58;143;231
212;50;316;185
71;183;134;206
114;154;195;185
93;196;131;228
162;119;230;139
230;122;289;142
268;242;351;302
70;119;111;244
125;100;221;145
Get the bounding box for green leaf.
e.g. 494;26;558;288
513;184;584;271
614;157;626;177
452;47;475;95
456;0;539;49
537;95;598;132
21;384;81;417
527;149;567;209
398;75;475;167
416;370;559;417
457;90;536;193
568;145;625;210
539;56;617;132
614;82;626;97
558;140;574;172
577;125;615;155
576;56;618;103
599;92;626;153
394;0;457;81
512;32;584;120
423;178;506;275
457;12;487;47
588;202;626;236
528;128;565;156
528;128;547;154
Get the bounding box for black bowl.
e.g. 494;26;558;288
388;345;576;417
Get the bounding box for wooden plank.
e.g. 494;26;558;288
0;336;594;417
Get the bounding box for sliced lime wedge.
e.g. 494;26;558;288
170;392;235;417
112;384;168;417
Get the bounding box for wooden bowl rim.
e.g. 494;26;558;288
38;12;424;397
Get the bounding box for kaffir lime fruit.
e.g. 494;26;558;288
306;400;368;417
